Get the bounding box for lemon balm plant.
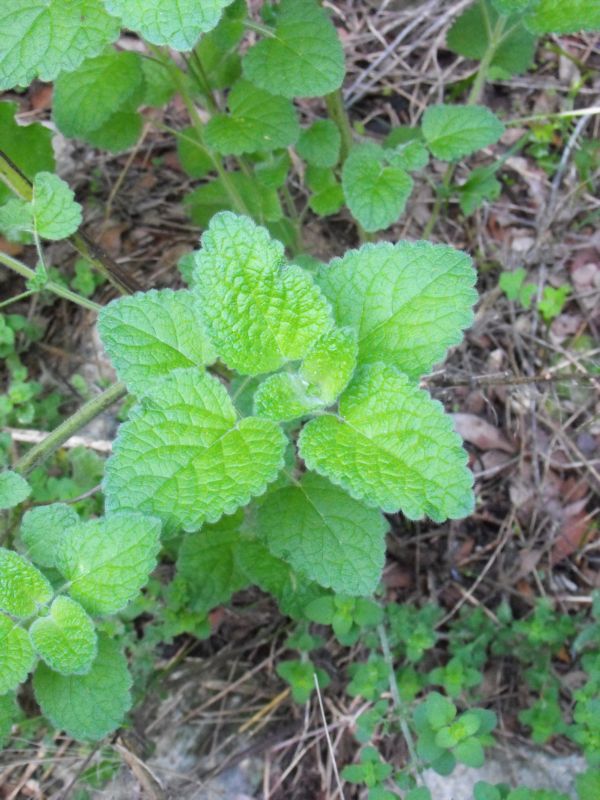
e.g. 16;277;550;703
0;0;598;758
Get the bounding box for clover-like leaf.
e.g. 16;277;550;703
0;102;54;205
104;0;233;49
242;0;345;98
20;503;79;569
98;289;216;395
55;513;161;615
0;615;35;695
525;0;600;33
297;120;341;168
52;51;145;152
33;635;132;740
29;596;97;676
0;549;52;618
258;473;388;595
422;104;505;161
104;369;287;533
31;173;82;240
317;241;476;379
0;471;31;510
0;0;120;90
205;80;299;155
193;212;331;375
342;143;413;232
299;363;474;522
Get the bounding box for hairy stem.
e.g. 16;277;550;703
325;90;354;163
13;382;127;477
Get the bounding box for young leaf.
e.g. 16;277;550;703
387;139;430;171
0;615;35;694
98;289;216;395
300;326;357;404
0;549;52;617
0;470;31;510
242;0;345;98
458;165;502;215
29;596;97;676
277;658;330;703
0;102;55;205
52;51;144;151
175;514;250;614
297;120;341;168
193;212;331;375
0;0;119;90
257;473;388;595
177;126;214;179
194;0;246;90
185;173;283;226
306;167;345;216
104;370;287;532
299;363;474;522
254;373;322;422
31;173;82;240
33;635;132;740
422;104;505;161
342;143;413;233
255;152;292;188
55;513;161;615
104;0;234;49
205;80;299;155
316;240;476;379
20;503;79;568
525;0;600;33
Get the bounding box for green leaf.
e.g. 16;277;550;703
342;143;413;232
306;166;345;216
242;0;345;98
20;503;79;568
105;370;286;532
299;364;474;522
85;111;142;152
29;596;97;676
0;102;55;205
458;164;502;215
194;0;245;90
31;173;82;240
300;325;357;404
175;514;249;614
454;736;485;767
0;470;31;509
140;56;177;107
0;199;33;242
422;104;505;161
257;473;388;595
177;126;214;179
316;240;476;379
185;173;282;226
52;51;144;151
0;549;52;617
0;615;35;694
447;1;537;79
254;373;322;422
103;0;234;49
297;120;341;168
276;658;330;703
0;0;119;90
255;152;292;188
525;0;600;33
386;139;430;171
193;212;331;375
0;693;18;746
205;80;299;155
576;769;600;800
55;513;161;615
33;635;132;740
98;289;216;395
424;692;457;729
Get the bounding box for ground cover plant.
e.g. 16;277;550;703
0;0;599;797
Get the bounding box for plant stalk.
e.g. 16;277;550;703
325;90;354;163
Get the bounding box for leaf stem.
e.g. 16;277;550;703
244;18;276;38
0;251;102;312
505;104;600;126
325;90;354;163
13;382;127;477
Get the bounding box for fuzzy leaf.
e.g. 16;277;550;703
387;140;430;171
316;241;476;379
0;102;54;204
0;615;35;694
525;0;600;33
0;471;31;510
33;635;132;740
29;596;97;676
20;503;79;569
103;0;234;49
297;120;341;168
242;0;345;98
300;326;357;404
254;373;322;422
193;212;331;375
0;0;119;90
342;143;413;232
205;80;299;155
299;363;474;522
55;513;161;615
258;473;388;595
422;104;505;161
0;549;52;618
31;173;82;240
98;289;216;395
104;369;287;532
